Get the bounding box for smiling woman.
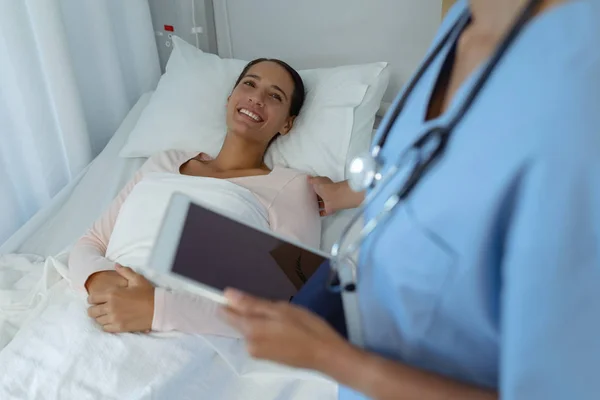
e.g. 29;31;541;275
226;60;304;156
178;58;307;177
68;58;321;337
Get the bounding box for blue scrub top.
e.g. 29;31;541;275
340;1;600;398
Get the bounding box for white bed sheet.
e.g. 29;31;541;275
0;92;341;399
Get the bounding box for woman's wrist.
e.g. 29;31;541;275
314;339;402;397
316;341;397;398
151;287;165;331
336;180;365;211
312;337;368;384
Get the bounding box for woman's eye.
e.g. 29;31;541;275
244;81;255;87
270;93;282;101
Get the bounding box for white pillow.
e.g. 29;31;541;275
121;37;389;181
344;65;390;179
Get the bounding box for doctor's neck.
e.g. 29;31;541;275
469;0;563;37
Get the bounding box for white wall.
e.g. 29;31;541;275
214;0;443;103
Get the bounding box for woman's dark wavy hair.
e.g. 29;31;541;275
234;58;306;117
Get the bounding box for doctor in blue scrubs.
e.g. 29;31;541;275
224;0;600;398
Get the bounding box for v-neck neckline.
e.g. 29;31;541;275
177;152;277;181
420;12;474;126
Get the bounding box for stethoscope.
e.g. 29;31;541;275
328;0;542;306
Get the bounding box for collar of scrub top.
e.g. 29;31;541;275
328;0;544;295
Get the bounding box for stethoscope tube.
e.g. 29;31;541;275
329;0;544;294
377;0;542;158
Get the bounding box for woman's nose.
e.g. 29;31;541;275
248;94;265;107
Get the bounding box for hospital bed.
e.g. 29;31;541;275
0;91;370;399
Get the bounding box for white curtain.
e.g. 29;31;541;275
0;0;160;244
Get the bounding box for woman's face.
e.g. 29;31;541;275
226;61;296;144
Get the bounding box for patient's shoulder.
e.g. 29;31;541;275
269;167;319;213
141;150;199;174
270;166;312;194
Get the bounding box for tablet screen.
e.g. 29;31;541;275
170;202;327;301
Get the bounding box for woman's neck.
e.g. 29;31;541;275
211;133;267;171
469;0;560;38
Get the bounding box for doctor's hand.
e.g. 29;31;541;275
87;264;155;333
308;177;365;216
222;288;352;370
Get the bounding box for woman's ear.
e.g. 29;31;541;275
280;116;296;136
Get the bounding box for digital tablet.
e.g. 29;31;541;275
148;192;330;305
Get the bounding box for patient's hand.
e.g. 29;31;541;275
85;270;128;294
308;177;364;216
87;265;155;333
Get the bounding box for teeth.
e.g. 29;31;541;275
239;108;262;122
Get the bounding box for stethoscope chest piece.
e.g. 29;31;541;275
347;149;381;193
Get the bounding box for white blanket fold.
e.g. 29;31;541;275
106;173;271;269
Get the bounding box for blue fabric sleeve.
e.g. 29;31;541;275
501;153;600;399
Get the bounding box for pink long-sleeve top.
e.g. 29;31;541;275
69;150;321;337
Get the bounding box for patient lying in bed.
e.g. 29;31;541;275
69;58;320;337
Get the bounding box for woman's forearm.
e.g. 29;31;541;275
68;238;118;290
317;342;497;400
